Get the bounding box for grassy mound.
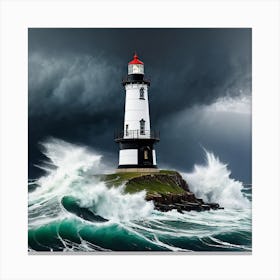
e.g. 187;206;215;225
102;170;186;195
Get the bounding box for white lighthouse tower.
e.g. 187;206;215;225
115;53;160;172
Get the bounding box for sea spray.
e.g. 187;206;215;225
29;138;154;227
182;150;250;209
71;182;153;221
28;139;251;252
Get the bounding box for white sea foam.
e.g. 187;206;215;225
182;150;250;209
29;139;250;228
28;138;153;224
28;139;252;251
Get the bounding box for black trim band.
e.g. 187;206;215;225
119;140;156;150
122;74;150;86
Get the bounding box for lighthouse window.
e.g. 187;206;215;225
125;124;129;136
140;119;145;135
139;87;145;99
144;150;148;160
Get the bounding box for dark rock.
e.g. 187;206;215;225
128;171;222;213
208;203;220;210
154;203;174;212
169;172;190;192
149;191;223;212
146;193;162;202
201;204;211;211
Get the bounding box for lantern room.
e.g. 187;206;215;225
128;53;144;75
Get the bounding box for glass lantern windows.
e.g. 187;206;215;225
128;64;144;75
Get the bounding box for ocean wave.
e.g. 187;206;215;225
182;150;250;209
28;138;251;252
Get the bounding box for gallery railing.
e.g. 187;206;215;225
122;76;151;86
114;129;160;142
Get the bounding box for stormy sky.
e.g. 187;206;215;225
28;28;252;182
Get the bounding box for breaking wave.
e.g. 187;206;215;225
29;138;153;227
28;138;251;252
183;150;250;209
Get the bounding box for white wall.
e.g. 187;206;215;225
124;83;151;138
152;150;157;165
119;149;138;165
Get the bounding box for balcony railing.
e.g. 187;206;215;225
114;129;160;142
122;76;151;86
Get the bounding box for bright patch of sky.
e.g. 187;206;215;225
208;93;251;115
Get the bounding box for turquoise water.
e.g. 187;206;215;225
28;139;252;252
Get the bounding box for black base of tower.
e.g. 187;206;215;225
116;138;159;169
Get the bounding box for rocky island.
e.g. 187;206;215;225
104;170;223;213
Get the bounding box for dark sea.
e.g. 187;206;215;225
28;139;252;252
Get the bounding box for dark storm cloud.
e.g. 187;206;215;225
158;100;252;181
29;53;122;118
28;28;251;181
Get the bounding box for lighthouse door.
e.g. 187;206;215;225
139;146;152;166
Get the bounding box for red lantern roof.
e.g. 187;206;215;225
128;53;144;65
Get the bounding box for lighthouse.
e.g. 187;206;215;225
115;53;160;172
